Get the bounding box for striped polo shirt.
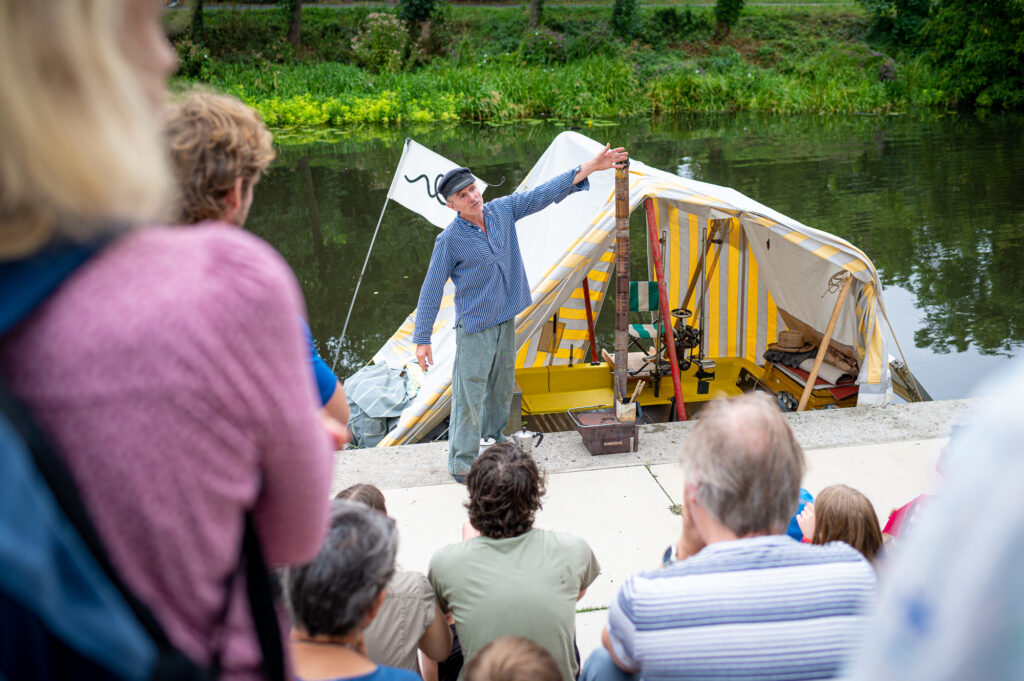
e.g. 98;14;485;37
607;535;876;681
412;166;587;344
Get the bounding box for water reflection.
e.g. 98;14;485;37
245;112;1024;400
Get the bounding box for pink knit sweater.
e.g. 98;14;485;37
0;225;333;679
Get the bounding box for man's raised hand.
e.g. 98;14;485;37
593;143;629;171
575;144;629;184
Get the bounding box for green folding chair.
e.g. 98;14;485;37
628;281;665;380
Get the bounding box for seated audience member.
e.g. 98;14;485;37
797;484;883;563
582;394;876;681
0;2;333;677
463;637;561;681
335;484;453;675
429;443;600;681
164;89;350;434
285;500;420;681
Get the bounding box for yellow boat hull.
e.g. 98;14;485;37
515;358;857;431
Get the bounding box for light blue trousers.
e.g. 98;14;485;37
580;647;639;681
449;318;515;474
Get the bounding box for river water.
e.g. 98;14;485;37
246;112;1024;401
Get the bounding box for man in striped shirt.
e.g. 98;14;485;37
414;144;628;482
582;394;877;681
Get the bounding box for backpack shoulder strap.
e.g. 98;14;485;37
243;514;285;681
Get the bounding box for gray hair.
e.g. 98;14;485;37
680;393;805;536
284;499;398;637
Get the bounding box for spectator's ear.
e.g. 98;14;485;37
222;176;245;225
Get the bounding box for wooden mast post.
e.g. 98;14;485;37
613;160;630;403
797;272;853;412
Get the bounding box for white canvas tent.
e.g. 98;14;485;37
372;131;894;446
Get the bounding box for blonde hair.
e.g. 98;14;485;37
165;90;275;224
464;637;561;681
0;1;172;259
813;484;883;563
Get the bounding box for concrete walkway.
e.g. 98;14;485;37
330;399;974;663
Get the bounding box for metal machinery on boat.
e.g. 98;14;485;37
368;132;927;446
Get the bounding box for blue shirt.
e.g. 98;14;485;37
302;319;337;405
301;665;420;681
412;167;588;344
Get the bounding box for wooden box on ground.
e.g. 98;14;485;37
567;406;639;455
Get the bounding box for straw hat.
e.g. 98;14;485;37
767;329;815;353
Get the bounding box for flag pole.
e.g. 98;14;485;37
332;139;414;372
333;196;390;372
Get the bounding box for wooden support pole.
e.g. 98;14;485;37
644;199;687;421
797;273;853;412
613;160;630;403
582;277;599;363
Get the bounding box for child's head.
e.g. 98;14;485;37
813;484;883;562
335;483;387;514
464;636;561;681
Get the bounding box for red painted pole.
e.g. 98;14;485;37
645;198;687;421
582;277;599;363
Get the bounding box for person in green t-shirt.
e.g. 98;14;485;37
428;443;601;681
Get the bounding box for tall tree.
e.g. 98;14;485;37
189;0;204;43
714;0;745;40
611;0;639;39
529;0;544;28
398;0;439;43
280;0;302;48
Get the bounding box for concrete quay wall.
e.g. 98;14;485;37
332;398;978;493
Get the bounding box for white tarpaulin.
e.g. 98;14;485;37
373;131;896;446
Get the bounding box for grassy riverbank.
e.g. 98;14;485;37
167;4;964;126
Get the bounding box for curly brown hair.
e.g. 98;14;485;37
165;90;275;224
466;443;545;539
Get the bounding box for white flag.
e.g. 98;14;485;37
387;138;486;229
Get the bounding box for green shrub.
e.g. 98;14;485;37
563;22;622;61
173;36;210;78
611;0;640;40
398;0;441;25
519;27;567;65
351;13;407;73
922;0;1024;109
859;0;931;45
714;0;746;39
699;45;744;74
644;7;711;45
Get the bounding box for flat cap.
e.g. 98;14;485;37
439;167;475;201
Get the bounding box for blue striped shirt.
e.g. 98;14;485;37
412;166;588;344
607;535;876;681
